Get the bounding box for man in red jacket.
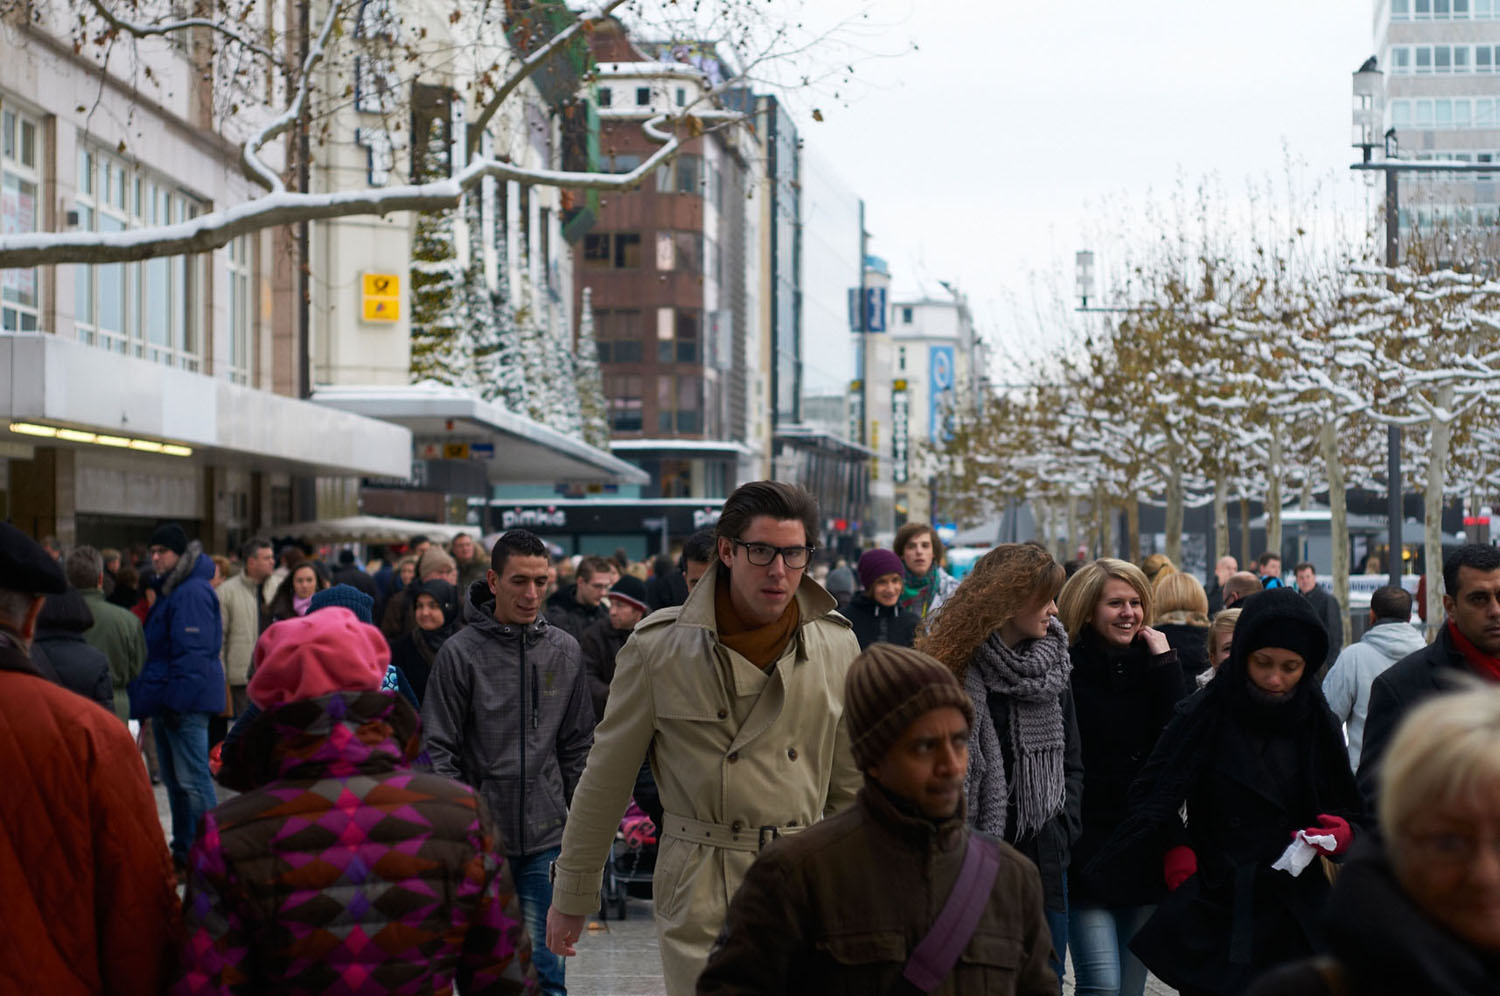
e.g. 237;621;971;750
0;522;180;994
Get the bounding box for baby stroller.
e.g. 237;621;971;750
598;760;661;921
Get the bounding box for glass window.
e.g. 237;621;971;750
1392;100;1412;127
673;232;703;271
635;87;650;106
1392;47;1412;73
1416;46;1432;72
613;232;641;268
1436;45;1452;72
1437;99;1453;126
675;154;701;194
656;231;675;270
599;153;640;174
1456;46;1470;70
1;106;41;333
1416;99;1435;126
1456;100;1473;126
597;87;612;107
1457;0;1471;13
1392;0;1410;14
1416;0;1432;17
1436;0;1451;14
226;235;253;384
1477;99;1494;125
657;307;674;340
1479;46;1493;70
583;233;611;266
675;87;686;107
1479;0;1492;16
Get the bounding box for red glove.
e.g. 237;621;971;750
1163;845;1198;891
1301;814;1353;856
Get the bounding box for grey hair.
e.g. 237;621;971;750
65;545;105;590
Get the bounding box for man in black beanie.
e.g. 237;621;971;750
698;644;1057;995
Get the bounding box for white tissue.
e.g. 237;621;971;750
1271;831;1337;876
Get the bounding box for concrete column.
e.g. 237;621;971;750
10;446;76;545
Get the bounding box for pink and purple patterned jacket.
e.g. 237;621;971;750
174;690;533;995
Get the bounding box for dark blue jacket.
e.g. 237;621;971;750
130;547;225;717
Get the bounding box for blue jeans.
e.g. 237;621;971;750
1044;905;1069;993
511;846;565;996
1068;903;1155;996
153;710;217;862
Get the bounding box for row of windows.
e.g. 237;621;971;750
582;229;717;279
1390;0;1500;18
593;307;704;365
600;373;703;433
1389;96;1500;129
1398;202;1500;229
1387;44;1500;73
595;84;692;110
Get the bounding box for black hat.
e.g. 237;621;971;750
0;522;67;595
337;549;357;566
607;575;650;613
1230;587;1328;674
148;523;188;555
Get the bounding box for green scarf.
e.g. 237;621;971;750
900;570;938;618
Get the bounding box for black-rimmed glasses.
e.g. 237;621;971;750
732;539;814;570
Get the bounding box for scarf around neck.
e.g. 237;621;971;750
900;569;938;617
964;616;1072;840
1447;619;1500;681
715;575;800;671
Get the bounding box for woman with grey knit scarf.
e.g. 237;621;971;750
915;543;1082;993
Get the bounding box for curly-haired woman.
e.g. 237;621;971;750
1060;559;1189;996
917;542;1081;990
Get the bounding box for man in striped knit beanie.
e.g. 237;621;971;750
700;644;1057;994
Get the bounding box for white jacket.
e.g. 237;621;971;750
1322;621;1427;769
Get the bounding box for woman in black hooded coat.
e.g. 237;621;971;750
386;578;456;705
1087;588;1365;996
34;588;113;712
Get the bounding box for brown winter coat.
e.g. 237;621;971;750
551;564;863;995
0;636;181;995
697;781;1058;996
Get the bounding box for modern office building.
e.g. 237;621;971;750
1376;0;1500;235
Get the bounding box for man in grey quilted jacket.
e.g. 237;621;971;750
421;528;594;996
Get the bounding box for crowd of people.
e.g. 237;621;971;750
1;494;1498;996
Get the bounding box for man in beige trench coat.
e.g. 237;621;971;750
545;481;863;995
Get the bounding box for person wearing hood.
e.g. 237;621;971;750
916;542;1082;989
1321;585;1426;771
845;549;920;650
1059;560;1188;996
177;607;533;995
823;563;856;612
381;546;458;638
128;522;224;871
578;574;650;721
1087;588;1365;996
698;644;1057;995
1246;685;1500;996
33;588;113;712
422;528;595;996
387;576;457;705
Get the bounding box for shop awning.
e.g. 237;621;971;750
313;383;649;486
267;515;473;544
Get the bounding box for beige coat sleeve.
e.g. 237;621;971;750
822;628;863;817
551;629;657;915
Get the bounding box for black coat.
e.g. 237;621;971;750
978;683;1084;913
34;591;113;714
577;618;631;721
1356;624;1484;809
544;585;607;641
333;565;379;601
1206;577;1225;616
1300;585;1344;675
645;570;688;610
386;628;446;705
1157;621;1210;689
1245;838;1500;996
843;593;920;650
1068;630;1188;907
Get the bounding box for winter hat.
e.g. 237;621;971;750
1232;587;1328;673
337;549;357;567
826;565;856;597
247;607;390;709
413;578;457;620
606;575;650;613
148;523;188;555
308;583;374;624
857;549;906;592
417;546;457;580
845;644;975;770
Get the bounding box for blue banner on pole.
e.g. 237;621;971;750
929;345;955;443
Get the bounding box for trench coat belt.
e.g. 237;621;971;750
661;812;805;853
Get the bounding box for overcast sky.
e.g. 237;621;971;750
769;0;1375;360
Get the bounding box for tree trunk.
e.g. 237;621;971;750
1165;457;1184;566
1214;469;1230;571
1067;497;1081;563
1097;485;1113;560
1239;497;1253;567
1266;425;1283;564
1322;421;1352;647
1126;498;1141;563
1425;387;1456;630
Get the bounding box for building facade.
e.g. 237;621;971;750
1377;0;1500;235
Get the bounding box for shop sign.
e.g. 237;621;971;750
501;507;568;529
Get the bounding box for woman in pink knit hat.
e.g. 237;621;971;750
173;608;533;995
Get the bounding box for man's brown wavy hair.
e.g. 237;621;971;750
915;542;1066;681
